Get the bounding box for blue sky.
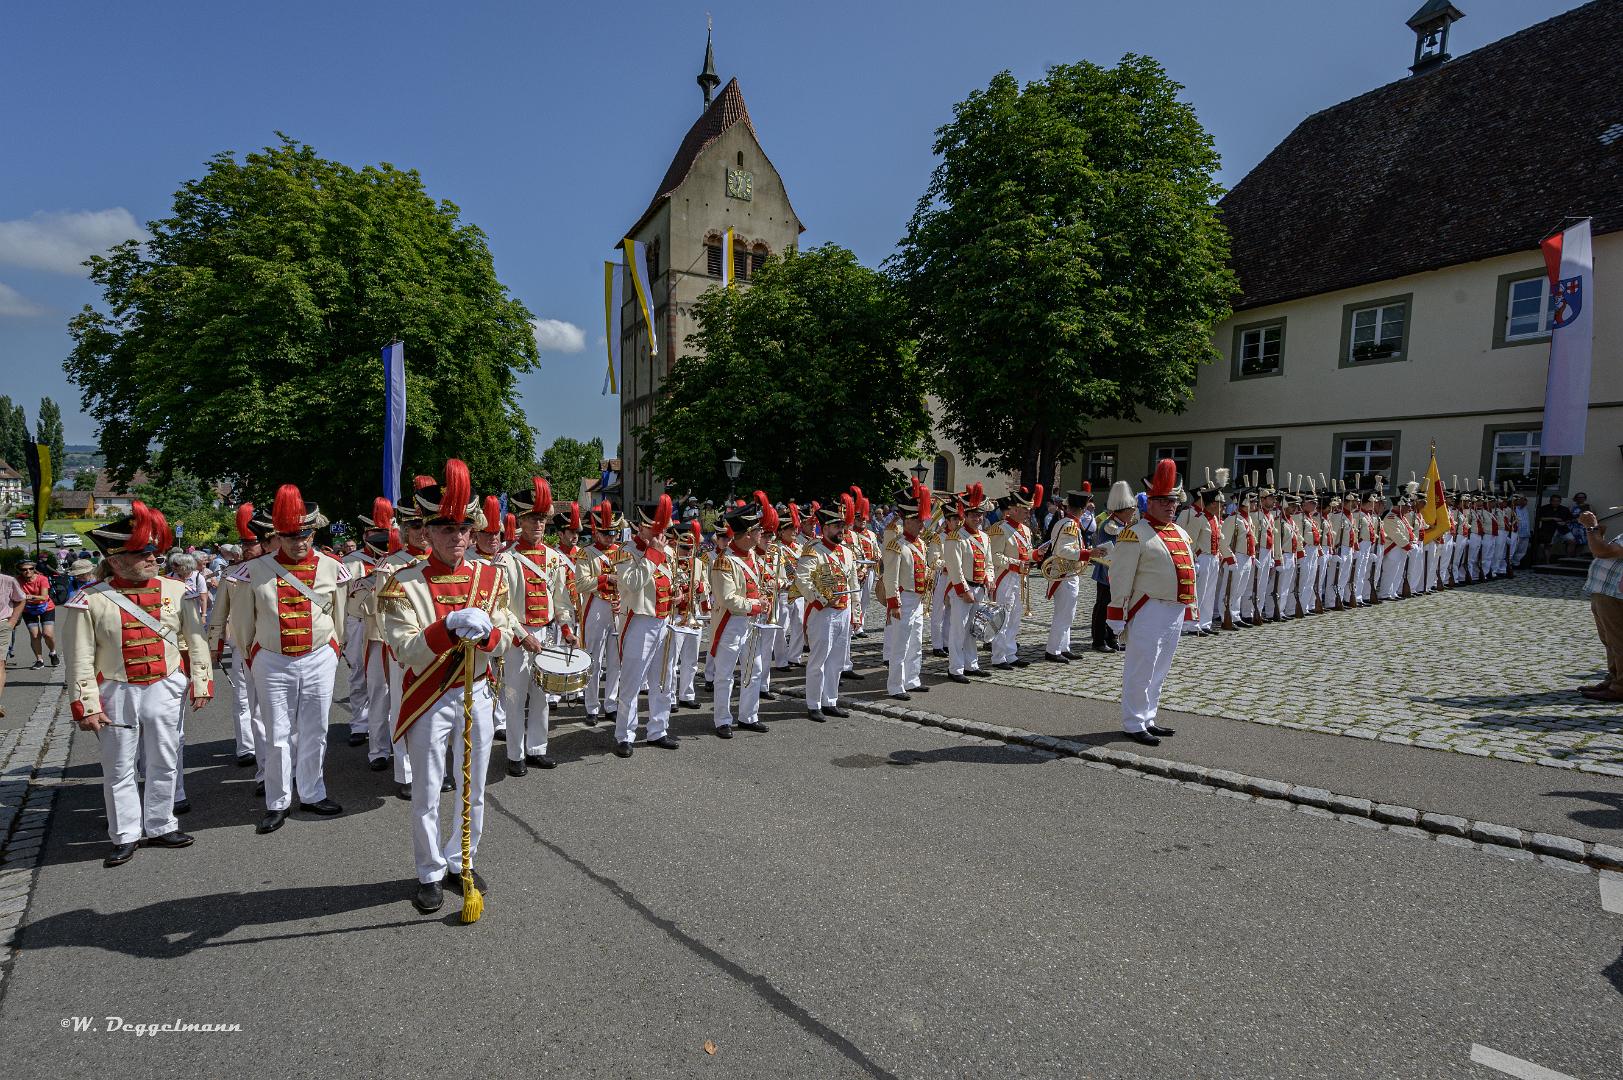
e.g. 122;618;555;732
0;0;1582;451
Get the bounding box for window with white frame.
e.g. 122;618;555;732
1490;429;1540;487
1237;324;1282;377
1504;277;1556;341
1338;436;1394;488
1085;449;1116;489
1150;445;1191;486
1348;302;1406;363
1230;441;1276;482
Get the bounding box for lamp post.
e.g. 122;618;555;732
723;450;744;506
910;459;929;487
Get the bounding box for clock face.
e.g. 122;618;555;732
726;168;753;201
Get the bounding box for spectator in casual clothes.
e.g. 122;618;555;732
0;569;26;716
1535;494;1573;561
1578;506;1623;702
16;560;58;669
64;558;98;605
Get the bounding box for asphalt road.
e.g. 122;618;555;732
2;677;1620;1079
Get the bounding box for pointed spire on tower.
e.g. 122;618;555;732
698;15;720;111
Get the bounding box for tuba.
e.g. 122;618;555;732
969;598;1005;642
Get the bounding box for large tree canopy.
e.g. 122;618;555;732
36;397;65;474
635;244;928;502
539;435;605;507
892;56;1237;493
67;135;539;517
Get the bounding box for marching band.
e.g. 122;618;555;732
61;457;1523;914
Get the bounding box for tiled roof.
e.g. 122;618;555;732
92;469;148;498
55;490;92;510
0;461;21;481
1221;0;1623;311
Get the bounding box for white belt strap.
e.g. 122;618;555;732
89;583;178;647
270;562;333;616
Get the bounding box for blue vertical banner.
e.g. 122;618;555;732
382;340;406;501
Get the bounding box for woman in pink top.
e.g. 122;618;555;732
17;560;58;669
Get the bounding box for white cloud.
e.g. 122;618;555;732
0;283;44;317
531;318;586;353
0;208;148;274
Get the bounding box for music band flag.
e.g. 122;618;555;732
1539;219;1594;457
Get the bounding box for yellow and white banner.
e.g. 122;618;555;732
622;238;658;358
720;226;735;288
602;260;622;395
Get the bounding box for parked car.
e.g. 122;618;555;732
37;531;57;544
61;534;83;548
4;522;23;538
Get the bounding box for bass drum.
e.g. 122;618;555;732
534;644;591;694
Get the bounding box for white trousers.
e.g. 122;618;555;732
887;592;924;696
1378;549;1408;600
252;646;337;811
1296;554;1317;614
1193;554;1218;631
1046;575;1081;654
1493;534;1510;575
582;601;621;718
804;604;851;710
991;574;1023;664
1222;556;1252;621
1120;599;1185;733
1468;534;1484;577
1512;533;1529;567
96;673;185;843
343;617;368;734
1358;543;1378;602
1267;560;1293;618
404;681;492;883
228;644;257;762
1253;557;1274;618
947;588;984;676
672;622;701;702
616;614;673;743
362;643;403;774
710;616;763;728
501;628;552;760
929;571;950;649
776;594;804;668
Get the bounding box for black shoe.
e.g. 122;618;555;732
104;842;138;867
646;734;680;750
949;673;972;684
1125;731;1161;747
236;753;256;768
347;731;367;747
527;753;557;769
441;775;454;792
739;721;768;733
890;692;912;701
414;880;444;914
49;652;59;668
826;705;851;718
1012;659;1031;668
1045;652;1071;663
839;670;862;682
715;725;734;739
583;713;600;727
704;681;715;692
144;829;194;849
507;759;527;777
614;741;633;758
1109;643;1125;652
397;784;412;800
1147;725;1177;737
369;757;390;772
1091;643;1111;653
679;698;701;709
759;689;777;701
256;809;289;834
493;728;507;741
1062;650;1081;660
30;660;43;670
993;662;1015;671
966;669;991;678
443;868;488;895
931;648;949;658
911;685;929;693
297;798;343;816
807;709;826;723
254;781;266;797
172;799;191;815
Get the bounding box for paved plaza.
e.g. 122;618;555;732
959;574;1623;776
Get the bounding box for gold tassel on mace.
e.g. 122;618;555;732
458;642;483;924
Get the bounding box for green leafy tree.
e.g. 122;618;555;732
0;397;25;469
892;56;1237;493
636;244;929;501
66;135;540;517
132;469;230;545
73;470;98;491
539;436;605;506
36;397;65;475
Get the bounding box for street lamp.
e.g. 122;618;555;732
910;459;929;486
723;450;744;505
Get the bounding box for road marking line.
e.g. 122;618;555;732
1599;871;1623;915
1469;1043;1579;1080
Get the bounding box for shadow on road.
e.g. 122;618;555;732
13;879;416;959
1545;790;1623;831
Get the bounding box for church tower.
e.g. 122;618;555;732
615;29;804;505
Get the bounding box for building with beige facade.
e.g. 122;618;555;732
1067;1;1622;502
615;34;804;506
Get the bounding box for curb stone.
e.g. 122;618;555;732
847;699;1611;872
0;680;69;994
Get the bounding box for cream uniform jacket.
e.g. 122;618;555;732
985;520;1035;589
710;546;769;620
943;527;993;597
62;576;213;720
615;541;676;620
1175;507;1213;556
497;545;577;632
881;532;931;603
795;536;858;610
1220;512;1254;564
228;551;351;656
1382;511;1416;552
1105;518;1197;625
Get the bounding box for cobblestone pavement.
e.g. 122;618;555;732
909;573;1623;776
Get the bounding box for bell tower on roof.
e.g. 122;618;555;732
1408;1;1465;75
698;18;720;110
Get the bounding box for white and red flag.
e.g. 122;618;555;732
1539;219;1594;456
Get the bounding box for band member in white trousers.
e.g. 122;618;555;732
797;498;858;720
883;481;932;698
613;497;681;754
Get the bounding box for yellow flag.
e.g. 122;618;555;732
1420;449;1451;543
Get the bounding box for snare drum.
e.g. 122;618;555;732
534;645;591;694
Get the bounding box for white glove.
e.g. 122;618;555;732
445;609;494;641
1106;618;1125;636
